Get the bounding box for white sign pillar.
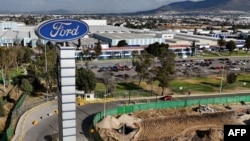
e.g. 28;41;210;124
57;45;76;141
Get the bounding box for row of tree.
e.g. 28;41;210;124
0;47;34;117
0;47;33;92
217;36;250;54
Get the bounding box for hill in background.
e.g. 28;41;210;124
135;0;250;15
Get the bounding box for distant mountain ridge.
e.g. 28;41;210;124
1;0;249;15
135;0;250;15
30;9;72;14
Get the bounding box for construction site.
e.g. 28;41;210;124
95;103;250;141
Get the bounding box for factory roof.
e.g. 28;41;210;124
89;25;130;33
94;32;158;39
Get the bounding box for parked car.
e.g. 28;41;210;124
112;66;119;72
124;65;132;71
160;95;173;101
230;67;241;71
115;74;129;78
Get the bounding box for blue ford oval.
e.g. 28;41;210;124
35;19;89;42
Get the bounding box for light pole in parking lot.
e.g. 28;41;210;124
45;44;49;102
104;94;107;118
219;65;225;93
244;56;248;72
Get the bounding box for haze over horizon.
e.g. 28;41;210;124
0;0;202;13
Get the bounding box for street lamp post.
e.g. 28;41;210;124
45;44;49;102
104;94;107;118
155;93;157;102
123;104;125;141
220;65;225;93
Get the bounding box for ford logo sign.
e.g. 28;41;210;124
35;19;89;42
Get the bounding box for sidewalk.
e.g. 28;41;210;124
172;90;250;98
80;90;250;104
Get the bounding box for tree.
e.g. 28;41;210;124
217;36;226;52
94;40;102;59
145;42;175;95
191;40;196;56
76;68;96;93
13;47;25;72
77;38;82;50
0;48;15;91
117;40;128;47
23;47;34;63
226;40;236;55
244;36;250;53
131;50;139;64
102;71;115;95
0;97;5;117
36;39;44;55
156;49;176;95
20;78;33;95
193;28;197;35
132;52;153;85
27;46;57;93
227;72;237;84
44;48;57;93
145;42;169;57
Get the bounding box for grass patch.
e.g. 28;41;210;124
116;82;142;90
95;83;106;91
95;82;150;98
94;73;250;97
0;68;24;84
169;80;217;94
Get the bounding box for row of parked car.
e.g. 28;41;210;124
98;65;133;72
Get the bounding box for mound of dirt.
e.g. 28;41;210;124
0;117;7;133
96;115;122;129
116;114;142;128
96;114;141;141
132;111;238;141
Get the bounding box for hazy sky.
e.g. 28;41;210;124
0;0;202;13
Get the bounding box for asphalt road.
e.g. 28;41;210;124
22;100;123;141
22;92;250;141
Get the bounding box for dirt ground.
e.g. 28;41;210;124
96;104;250;141
0;85;21;134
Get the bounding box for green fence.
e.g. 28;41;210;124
93;94;250;140
0;93;27;141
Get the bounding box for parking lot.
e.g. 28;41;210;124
76;57;250;81
174;57;250;77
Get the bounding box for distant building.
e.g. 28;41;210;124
82;19;107;26
0;21;18;30
75;46;145;60
93;32;164;47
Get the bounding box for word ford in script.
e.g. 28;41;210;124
50;22;79;38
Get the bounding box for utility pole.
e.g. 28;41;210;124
220;65;224;93
45;44;48;102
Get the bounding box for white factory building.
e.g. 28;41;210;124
0;19;247;59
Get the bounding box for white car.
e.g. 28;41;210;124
230;67;240;71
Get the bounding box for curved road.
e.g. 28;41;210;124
22;92;250;141
22;100;123;141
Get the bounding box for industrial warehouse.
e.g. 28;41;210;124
0;19;247;59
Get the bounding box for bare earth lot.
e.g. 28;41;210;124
96;104;250;141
